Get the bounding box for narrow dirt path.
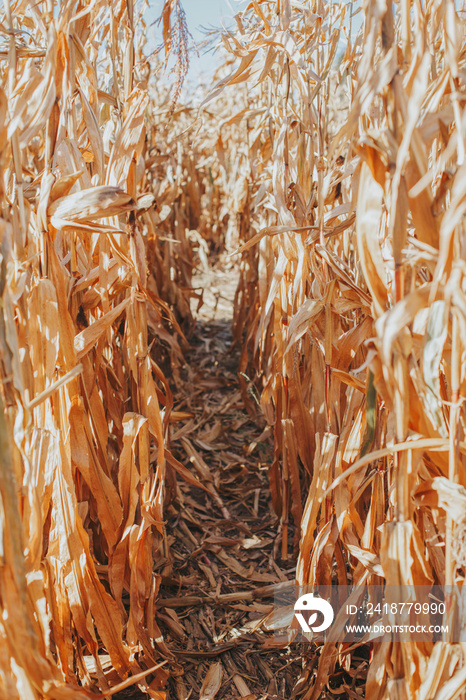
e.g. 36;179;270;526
155;259;307;700
115;259;309;700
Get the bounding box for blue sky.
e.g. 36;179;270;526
177;0;242;40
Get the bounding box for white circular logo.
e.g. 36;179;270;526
294;593;335;633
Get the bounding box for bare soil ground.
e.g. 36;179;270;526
159;259;306;700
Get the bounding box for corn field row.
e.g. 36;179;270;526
0;0;465;698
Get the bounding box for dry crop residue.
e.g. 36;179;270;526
160;259;302;700
111;258;367;700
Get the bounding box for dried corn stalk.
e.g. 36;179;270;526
212;0;466;696
0;0;201;696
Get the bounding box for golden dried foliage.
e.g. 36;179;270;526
0;0;207;696
209;0;466;696
2;0;466;697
